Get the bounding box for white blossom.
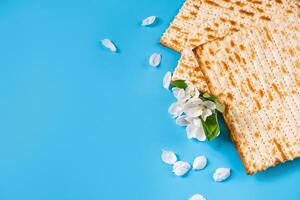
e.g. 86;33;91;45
213;168;231;182
189;194;207;200
141;16;156;26
173;161;191;176
101;39;117;52
161;150;177;165
163;71;172;90
193;156;207;170
149;53;161;67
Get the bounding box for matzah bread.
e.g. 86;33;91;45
160;0;202;52
172;0;299;92
194;21;300;174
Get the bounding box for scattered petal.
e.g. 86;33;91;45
213;168;231;182
149;53;161;67
193;156;207;170
189;194;207;200
101;39;117;52
176;115;188;126
141;16;156;26
161;150;177;165
173;161;191;176
163;71;172;90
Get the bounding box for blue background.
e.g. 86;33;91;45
0;0;299;199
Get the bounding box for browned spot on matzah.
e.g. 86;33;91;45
280;65;287;74
204;0;221;7
230;40;235;47
258;89;264;97
260;16;271;21
263;27;272;42
239;44;245;51
170;39;180;45
252;73;258;80
274;0;282;4
227;93;234;101
204;27;214;32
246;78;255;92
295;61;300;69
288;48;295;57
234;52;242;63
228;56;234;63
273;139;287;160
256;7;264;13
272;83;282;98
254;132;260;139
241;83;249;97
267;90;273;101
239;9;255;16
254;98;262;110
221;61;229;71
170;25;181;32
235;1;245;7
209;48;215;56
247;0;262;4
229;75;237;87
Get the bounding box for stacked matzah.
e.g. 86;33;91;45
161;0;300;174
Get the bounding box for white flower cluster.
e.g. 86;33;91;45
164;73;217;141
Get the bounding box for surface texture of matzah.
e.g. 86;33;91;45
160;0;202;53
168;0;300;93
194;21;300;174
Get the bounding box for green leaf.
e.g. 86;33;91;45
215;100;225;113
201;113;220;141
171;80;188;89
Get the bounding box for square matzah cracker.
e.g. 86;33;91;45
172;0;300;92
160;0;202;53
194;21;300;174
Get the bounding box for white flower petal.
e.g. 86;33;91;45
194;126;206;142
176;115;188;126
188;97;202;104
187;121;206;141
184;104;203;118
192;118;202;127
163;71;172;90
186;124;199;139
149;53;161;67
141;16;156;26
101;39;117;52
168;102;183;118
189;194;207;200
173;161;191;176
203;101;216;110
172;87;180;96
161;150;177;165
193;156;207;170
175;89;186;101
201;109;212;121
213;168;231;182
